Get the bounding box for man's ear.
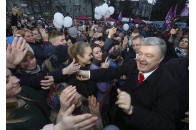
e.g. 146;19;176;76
159;56;164;63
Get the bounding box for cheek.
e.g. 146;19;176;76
20;63;29;69
6;84;13;97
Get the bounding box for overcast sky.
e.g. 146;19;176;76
148;0;155;4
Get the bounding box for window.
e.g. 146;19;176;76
74;0;79;5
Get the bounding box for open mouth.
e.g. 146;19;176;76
139;62;147;68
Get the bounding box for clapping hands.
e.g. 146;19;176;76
88;95;100;116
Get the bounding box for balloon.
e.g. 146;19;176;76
95;7;100;14
108;6;115;15
123;23;129;31
104;11;110;19
110;22;114;26
102;3;109;9
94;14;102;20
100;4;108;16
53;12;64;26
95;6;102;16
63;16;73;28
53;20;62;29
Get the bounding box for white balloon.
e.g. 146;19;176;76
104;11;110;19
123;23;129;31
54;12;64;26
53;20;62;29
110;22;114;26
108;6;115;15
102;3;109;9
94;14;102;20
94;7;100;13
100;4;108;16
63;16;73;28
95;6;102;16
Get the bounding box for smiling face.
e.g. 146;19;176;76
6;68;21;98
24;31;35;43
179;38;189;49
77;46;93;66
136;45;163;73
32;30;42;40
92;46;102;61
19;52;37;71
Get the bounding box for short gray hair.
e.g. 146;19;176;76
141;37;167;57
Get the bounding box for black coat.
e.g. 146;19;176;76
164;58;189;130
66;65;97;98
90;59;180;130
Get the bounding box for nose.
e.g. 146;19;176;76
11;76;20;84
29;59;34;64
63;40;67;45
137;54;145;61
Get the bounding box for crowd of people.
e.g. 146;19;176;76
6;5;189;130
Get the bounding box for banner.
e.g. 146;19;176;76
163;7;175;33
117;11;122;22
180;6;189;16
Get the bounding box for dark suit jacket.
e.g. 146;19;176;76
90;59;180;130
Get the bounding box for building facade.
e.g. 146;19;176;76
6;0;93;18
116;0;153;20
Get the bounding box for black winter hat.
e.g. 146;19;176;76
55;45;69;64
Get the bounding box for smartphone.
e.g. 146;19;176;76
6;36;14;44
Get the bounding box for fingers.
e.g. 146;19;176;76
41;86;50;90
24;45;29;54
117;88;121;94
76;76;89;81
74;115;98;129
6;44;12;54
104;57;109;63
60;86;77;108
72;58;76;64
64;104;75;116
78;118;97;130
11;36;18;47
115;90;131;112
40;76;54;86
20;39;27;51
16;37;23;49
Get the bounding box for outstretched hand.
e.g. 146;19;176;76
40;76;54;89
88;95;100;116
59;85;77;112
115;88;133;115
75;70;90;81
6;37;28;68
54;104;98;130
63;58;81;75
